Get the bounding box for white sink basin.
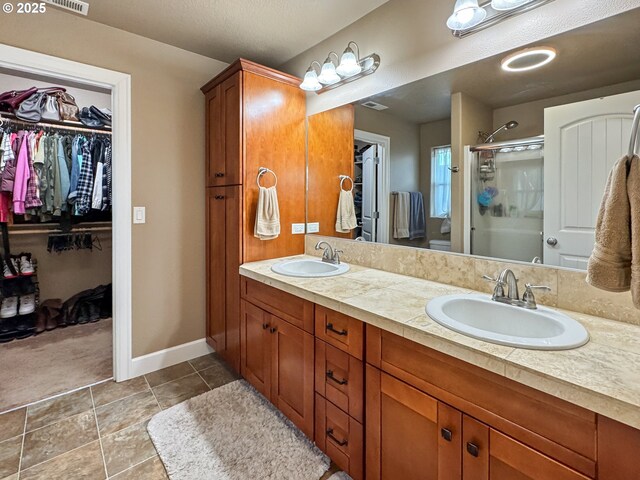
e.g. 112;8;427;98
426;294;589;350
271;259;350;278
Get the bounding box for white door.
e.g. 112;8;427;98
361;145;378;242
544;90;640;269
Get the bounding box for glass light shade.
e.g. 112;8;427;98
491;0;534;10
336;48;362;77
446;0;487;30
317;60;341;85
501;47;557;72
299;68;322;91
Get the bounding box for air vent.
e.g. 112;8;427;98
41;0;89;15
361;101;388;111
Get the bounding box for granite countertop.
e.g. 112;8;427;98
240;255;640;430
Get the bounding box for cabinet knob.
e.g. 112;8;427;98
326;370;348;386
466;442;480;457
262;323;269;330
269;327;277;334
546;236;558;246
441;428;453;442
215;172;225;177
326;323;348;336
326;428;348;447
214;195;225;200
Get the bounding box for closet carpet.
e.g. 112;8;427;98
0;319;113;413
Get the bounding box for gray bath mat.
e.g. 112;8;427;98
147;379;331;479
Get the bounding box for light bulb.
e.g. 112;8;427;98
317;58;340;85
336;47;362;77
446;0;487;30
299;67;322;92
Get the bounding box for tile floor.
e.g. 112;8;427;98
0;353;239;480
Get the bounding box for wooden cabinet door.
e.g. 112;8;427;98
439;402;463;480
270;315;314;438
366;367;441;480
222;185;242;373
488;430;591;480
206;73;242;186
462;416;489;480
240;300;271;398
206;187;227;352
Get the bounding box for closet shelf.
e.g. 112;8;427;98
0;112;112;135
9;222;112;235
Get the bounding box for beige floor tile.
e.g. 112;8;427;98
101;421;157;477
152;373;209;409
1;473;18;480
0;436;21;479
95;391;160;436
19;440;105;480
111;455;168;480
0;409;25;443
26;389;93;432
198;362;239;390
144;363;195;388
91;377;149;408
21;410;98;470
188;353;221;372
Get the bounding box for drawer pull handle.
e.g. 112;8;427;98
326;323;348;336
441;428;453;442
269;327;277;334
466;442;479;457
326;370;348;386
327;428;348;447
215;172;225;177
262;323;269;330
214;195;225;200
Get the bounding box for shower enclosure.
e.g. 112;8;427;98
467;137;545;263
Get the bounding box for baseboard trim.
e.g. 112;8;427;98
130;338;214;378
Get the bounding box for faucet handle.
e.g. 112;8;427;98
333;249;343;264
525;284;551;291
482;275;505;285
482;275;505;300
522;284;552;309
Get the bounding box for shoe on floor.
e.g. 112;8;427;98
2;258;18;279
1;296;18;318
18;254;35;276
19;294;36;315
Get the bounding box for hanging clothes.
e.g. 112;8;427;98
13;131;31;215
75;137;94;216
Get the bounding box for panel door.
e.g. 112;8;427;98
206;187;227;352
544;89;640;268
366;368;442;480
223;185;242;373
207;73;242;186
270;315;314;438
240;300;271;397
361;144;378;242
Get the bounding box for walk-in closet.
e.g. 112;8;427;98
0;69;113;412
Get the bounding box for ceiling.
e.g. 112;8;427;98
79;0;388;66
359;9;640;125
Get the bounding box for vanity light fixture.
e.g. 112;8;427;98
447;0;554;37
299;41;380;94
501;47;557;72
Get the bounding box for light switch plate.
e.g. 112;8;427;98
307;222;320;233
133;207;146;224
291;223;306;234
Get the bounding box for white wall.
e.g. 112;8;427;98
282;0;640;116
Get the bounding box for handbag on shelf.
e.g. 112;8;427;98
78;107;104;127
0;87;38;112
15;92;48;122
57;92;79;121
89;106;111;126
41;93;61;121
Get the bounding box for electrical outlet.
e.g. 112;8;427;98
133;207;146;224
291;223;306;234
307;222;320;233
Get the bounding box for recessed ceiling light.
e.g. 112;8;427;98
501;47;557;72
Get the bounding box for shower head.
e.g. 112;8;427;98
484;120;519;143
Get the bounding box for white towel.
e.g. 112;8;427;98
393;192;410;239
335;190;357;233
254;186;280;240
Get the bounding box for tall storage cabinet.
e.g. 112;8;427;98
202;60;306;373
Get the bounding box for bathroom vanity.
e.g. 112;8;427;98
239;254;640;480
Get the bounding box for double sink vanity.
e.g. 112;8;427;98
237;240;640;480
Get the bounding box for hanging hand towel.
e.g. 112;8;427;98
335;189;357;233
393;192;410;239
254;185;280;240
628;156;640;309
409;191;426;240
586;155;632;293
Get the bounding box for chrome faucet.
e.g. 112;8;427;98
315;241;343;265
483;269;551;309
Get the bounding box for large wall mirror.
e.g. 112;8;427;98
306;10;640;270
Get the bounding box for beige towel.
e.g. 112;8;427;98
254;186;280;240
335;190;357;233
393;192;410;239
586;156;632;293
628;156;640;308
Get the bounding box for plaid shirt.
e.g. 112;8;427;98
75;137;94;216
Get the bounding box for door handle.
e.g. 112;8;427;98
326;370;348;385
214;172;225;177
326;323;348;336
546;237;558;246
441;428;453;442
466;442;480;457
326;428;348;447
214;195;225;200
269;327;277;334
262;323;269;330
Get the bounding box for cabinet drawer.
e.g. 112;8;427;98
241;278;314;333
315;394;363;480
315;339;364;422
315;305;364;359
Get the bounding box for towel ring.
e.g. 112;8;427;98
257;167;277;187
339;175;353;192
628;104;640;159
